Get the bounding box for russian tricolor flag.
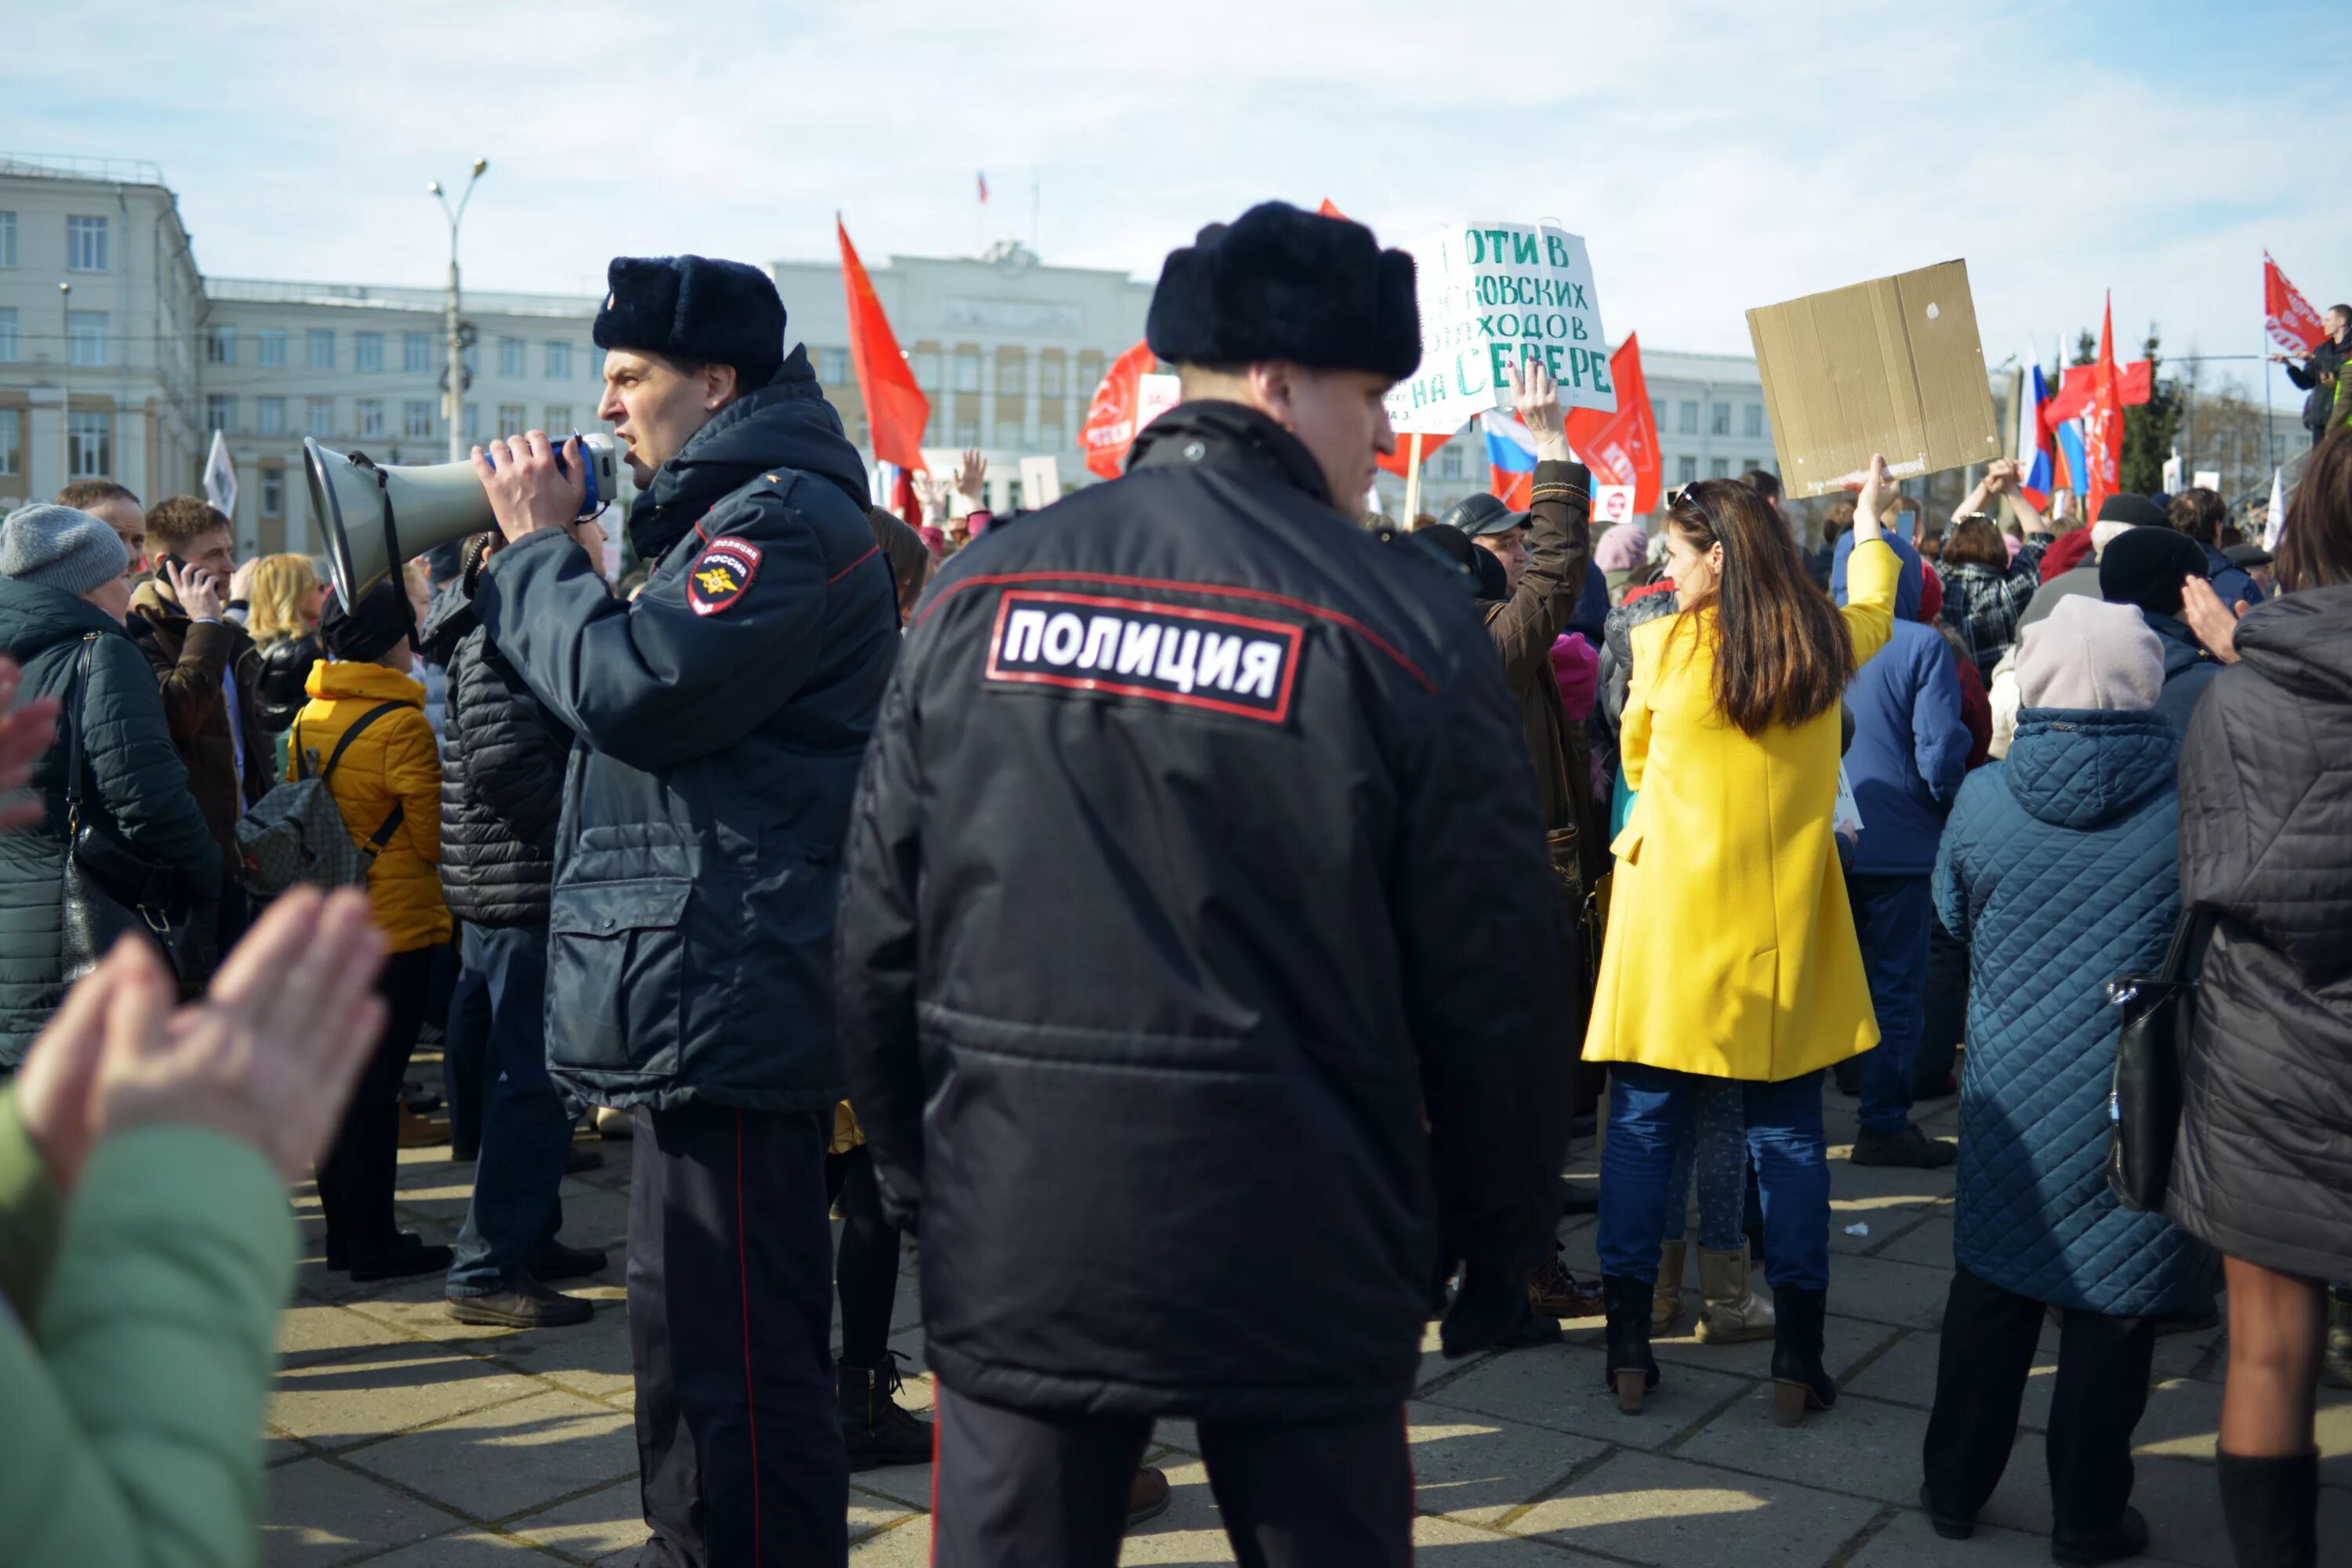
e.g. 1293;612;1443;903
2016;355;2056;510
1483;412;1539;510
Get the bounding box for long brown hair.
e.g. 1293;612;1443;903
1666;479;1855;736
1939;515;2009;569
2278;428;2352;592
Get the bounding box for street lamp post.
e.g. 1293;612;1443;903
57;281;71;484
430;159;489;463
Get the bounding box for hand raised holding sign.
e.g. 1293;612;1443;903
1854;454;1896;543
1507;355;1572;463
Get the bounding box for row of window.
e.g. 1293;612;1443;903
201;395;578;442
0;212;109;273
0;407;113;480
202;325;592;382
1650;395;1768;440
0;307;114;366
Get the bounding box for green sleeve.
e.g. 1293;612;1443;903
0;1087;66;1323
0;1124;294;1568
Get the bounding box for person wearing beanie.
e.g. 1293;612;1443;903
2096;524;2223;734
465;251;898;1563
2018;492;2160;630
282;575;451;1283
836;199;1559;1566
1925;587;2211;1565
1596;521;1649;601
0;505;220;1062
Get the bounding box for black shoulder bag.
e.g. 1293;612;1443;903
2105;905;2217;1211
59;633;198;985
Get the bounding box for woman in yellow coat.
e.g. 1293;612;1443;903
1586;456;1903;1426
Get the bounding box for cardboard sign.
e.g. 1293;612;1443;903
1385;221;1615;436
1744;260;1999;498
1019;456;1063;507
1593;485;1636;525
2192;469;2221;494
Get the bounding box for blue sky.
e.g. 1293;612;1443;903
13;1;2346;406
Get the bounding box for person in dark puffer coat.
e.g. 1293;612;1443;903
0;506;220;1065
1923;596;2220;1564
2164;429;2352;1568
420;536;604;1329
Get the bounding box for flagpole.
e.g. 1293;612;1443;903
2263;332;2277;474
1403;431;1425;524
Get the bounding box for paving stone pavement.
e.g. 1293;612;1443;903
263;1092;2352;1566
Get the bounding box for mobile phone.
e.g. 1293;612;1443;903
162;553;189;578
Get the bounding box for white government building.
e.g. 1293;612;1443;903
0;153;1776;554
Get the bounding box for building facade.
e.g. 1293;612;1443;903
0;155;207;517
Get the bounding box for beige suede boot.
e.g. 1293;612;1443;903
1694;1242;1775;1343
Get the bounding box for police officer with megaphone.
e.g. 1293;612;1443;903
468;254;898;1567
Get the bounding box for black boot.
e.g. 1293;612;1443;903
839;1355;934;1472
2324;1287;2352;1391
1770;1284;1836;1426
2217;1450;2319;1568
1600;1275;1660;1414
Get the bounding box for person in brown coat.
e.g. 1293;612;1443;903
1436;358;1600;1323
125;497;272;958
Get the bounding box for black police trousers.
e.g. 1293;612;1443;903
630;1105;845;1567
931;1388;1413;1568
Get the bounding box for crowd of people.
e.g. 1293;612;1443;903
0;203;2344;1568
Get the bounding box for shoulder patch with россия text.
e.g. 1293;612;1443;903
687;536;762;617
984;588;1301;724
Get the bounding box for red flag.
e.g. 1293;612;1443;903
1377;426;1457;479
2045;359;2151;424
1316;198;1346;219
2266;251;2325;357
837;217;930;474
2082;295;2125;524
1560;333;1663;514
893;469;922;526
1078;340;1157;479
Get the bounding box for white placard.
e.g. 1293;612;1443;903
1018;456;1062;508
1592;485;1636;525
1137;374;1182;434
1384;221;1614;436
2192;470;2220;493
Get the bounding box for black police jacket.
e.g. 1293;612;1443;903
837;401;1559;1420
476;346;900;1112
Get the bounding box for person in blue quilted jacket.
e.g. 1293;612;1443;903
1921;595;2221;1567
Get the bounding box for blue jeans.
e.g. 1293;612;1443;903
1661;1077;1749;1250
1599;1062;1831;1291
447;924;570;1295
441;935;495;1160
1848;873;1933;1137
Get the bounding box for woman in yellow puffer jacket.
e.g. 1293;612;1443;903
285;575;452;1282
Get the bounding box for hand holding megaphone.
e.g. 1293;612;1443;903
303;430;634;607
473;430;598;548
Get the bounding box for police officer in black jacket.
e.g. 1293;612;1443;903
470;255;899;1568
837;202;1560;1568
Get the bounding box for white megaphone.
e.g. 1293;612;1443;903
302;434;636;606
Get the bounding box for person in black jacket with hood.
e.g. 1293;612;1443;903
837;201;1559;1568
422;533;608;1330
470;255;899;1568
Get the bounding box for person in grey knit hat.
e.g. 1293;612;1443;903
2015;594;2164;710
0;504;133;621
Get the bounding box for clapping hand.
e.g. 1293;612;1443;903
2179;575;2248;665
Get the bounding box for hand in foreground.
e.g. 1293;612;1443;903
1854;454;1896;537
167;558;224;622
472;430;588;546
1507;355;1571;462
956;448;987;507
18;888;390;1191
2179;575;2247;664
0;656;59;830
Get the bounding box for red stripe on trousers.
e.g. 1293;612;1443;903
736;1111;763;1560
929;1388;943;1566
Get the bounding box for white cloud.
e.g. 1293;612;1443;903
9;0;2344;396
